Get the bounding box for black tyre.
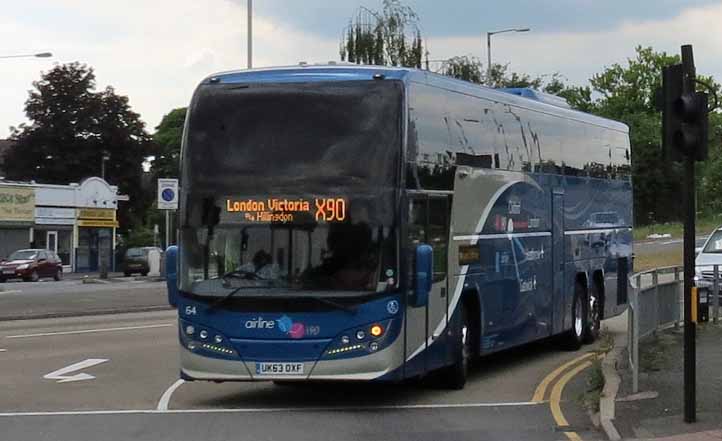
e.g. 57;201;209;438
563;281;586;350
141;271;149;277
443;305;471;390
28;270;39;283
124;272;131;277
54;269;62;281
583;282;601;344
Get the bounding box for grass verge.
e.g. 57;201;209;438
578;330;614;412
634;215;721;241
634;248;682;272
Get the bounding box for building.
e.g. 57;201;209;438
0;177;119;272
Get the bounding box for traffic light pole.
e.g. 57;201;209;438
683;154;696;423
681;44;696;424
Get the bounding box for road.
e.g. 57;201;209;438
0;278;169;320
633;234;708;257
0;309;616;441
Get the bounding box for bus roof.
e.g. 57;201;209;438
202;64;628;133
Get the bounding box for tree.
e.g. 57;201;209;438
340;0;423;68
442;56;484;84
151;108;186;179
4;62;154;230
586;46;722;224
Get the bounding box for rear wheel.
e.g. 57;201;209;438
124;272;131;277
141;271;149;277
563;281;586;350
54;268;62;281
443;305;471;390
583;281;601;344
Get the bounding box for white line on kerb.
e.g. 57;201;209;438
0;401;545;418
5;323;173;339
157;379;185;411
0;349;6;352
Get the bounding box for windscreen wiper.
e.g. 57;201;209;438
207;270;271;311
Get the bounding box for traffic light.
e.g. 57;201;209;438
661;64;709;162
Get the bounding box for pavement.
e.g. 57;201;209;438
613;321;722;440
0;309;621;441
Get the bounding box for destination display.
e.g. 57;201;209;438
226;197;346;223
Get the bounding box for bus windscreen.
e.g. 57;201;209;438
179;80;402;297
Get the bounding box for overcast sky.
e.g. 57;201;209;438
2;0;722;138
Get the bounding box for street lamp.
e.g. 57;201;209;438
0;52;52;59
486;28;530;85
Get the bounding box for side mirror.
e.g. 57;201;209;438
165;245;179;308
695;247;703;255
412;244;433;307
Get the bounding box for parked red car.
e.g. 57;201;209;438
0;249;63;282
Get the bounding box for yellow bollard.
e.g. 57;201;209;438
691;287;698;324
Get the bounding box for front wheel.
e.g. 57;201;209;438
442;305;471;390
26;270;39;283
54;269;62;281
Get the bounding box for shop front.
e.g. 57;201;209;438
33;207;75;270
0;185;34;259
75;208;117;272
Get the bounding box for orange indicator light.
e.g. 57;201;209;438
370;324;384;337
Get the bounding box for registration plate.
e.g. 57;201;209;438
256;362;304;375
2;270;14;275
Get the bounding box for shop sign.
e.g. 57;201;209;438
35;207;75;225
77;208;116;220
0;186;34;222
78;219;119;228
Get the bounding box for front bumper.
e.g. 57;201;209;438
0;267;32;279
179;339;401;382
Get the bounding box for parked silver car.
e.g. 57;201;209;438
695;227;722;292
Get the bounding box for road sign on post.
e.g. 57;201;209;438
157;179;179;250
659;44;711;424
157;179;179;210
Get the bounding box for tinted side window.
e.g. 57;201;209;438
408;82;454;190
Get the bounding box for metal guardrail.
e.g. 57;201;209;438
627;264;722;393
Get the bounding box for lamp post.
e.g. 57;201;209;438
0;52;52;59
486;28;530;85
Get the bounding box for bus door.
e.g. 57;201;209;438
406;193;450;373
552;189;565;335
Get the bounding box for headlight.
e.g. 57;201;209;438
16;264;29;270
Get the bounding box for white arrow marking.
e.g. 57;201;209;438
43;358;109;383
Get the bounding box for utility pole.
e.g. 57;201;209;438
659;44;709;424
247;0;253;69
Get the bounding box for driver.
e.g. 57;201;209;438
238;249;279;279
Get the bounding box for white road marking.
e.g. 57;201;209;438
5;323;173;339
0;349;6;352
0;400;545;417
0;290;23;295
157;379;185;411
43;358;109;383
